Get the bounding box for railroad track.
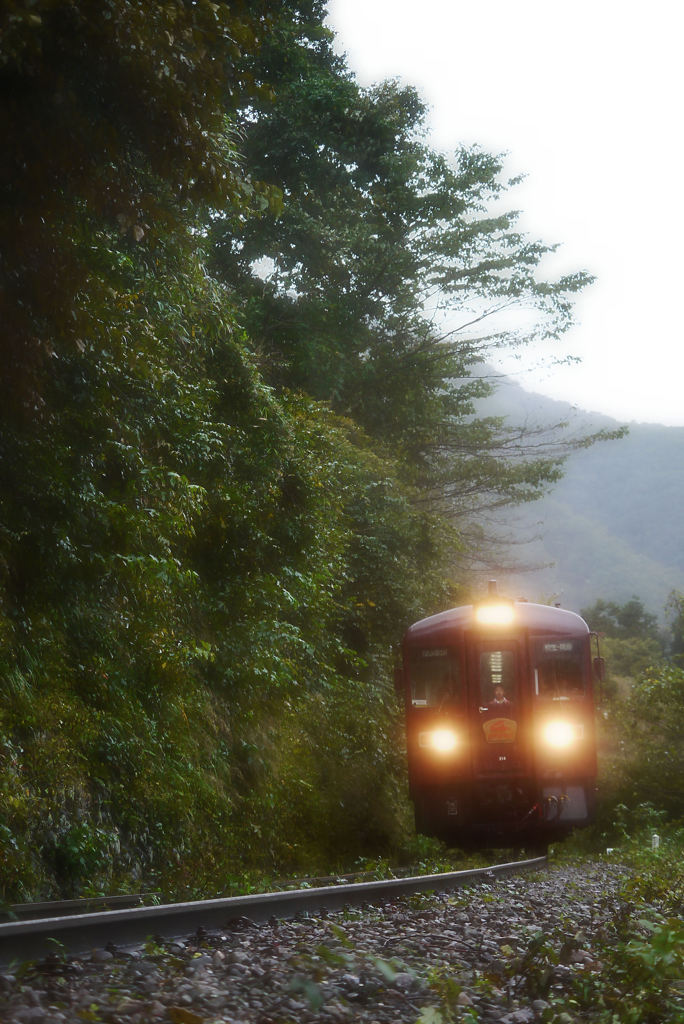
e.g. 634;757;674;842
0;892;160;923
0;856;546;967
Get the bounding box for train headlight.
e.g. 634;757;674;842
542;720;580;749
419;728;459;753
475;602;515;627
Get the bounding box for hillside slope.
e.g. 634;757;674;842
482;376;684;616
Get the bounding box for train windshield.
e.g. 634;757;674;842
478;648;517;710
533;638;586;699
409;647;461;708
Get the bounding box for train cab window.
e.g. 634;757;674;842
479;649;516;710
409;648;461;708
533;639;586;699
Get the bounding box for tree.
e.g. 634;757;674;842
0;0;282;415
616;663;684;819
0;0;626;899
581;597;661;641
211;7;620;543
666;591;684;666
580;597;664;680
0;0;451;897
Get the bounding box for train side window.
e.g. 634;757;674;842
533;638;586;699
479;649;515;708
409;648;461;708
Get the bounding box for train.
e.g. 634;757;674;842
400;583;603;850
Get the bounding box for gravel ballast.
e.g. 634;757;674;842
0;860;664;1023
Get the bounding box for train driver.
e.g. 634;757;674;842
490;684;511;707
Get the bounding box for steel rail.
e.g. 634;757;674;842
0;856;546;967
0;868;425;924
0;893;158;923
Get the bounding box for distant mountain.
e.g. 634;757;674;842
477;375;684;618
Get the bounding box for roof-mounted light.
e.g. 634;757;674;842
475;602;515;627
474;580;515;627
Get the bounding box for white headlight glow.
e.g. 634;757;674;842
542;720;578;749
419;728;459;753
431;728;458;753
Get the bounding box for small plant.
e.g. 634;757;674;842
503;929;558;1001
419;965;480;1022
553;913;684;1023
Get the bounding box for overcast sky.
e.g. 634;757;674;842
326;0;684;426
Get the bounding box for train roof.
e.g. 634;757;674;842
405;601;590;644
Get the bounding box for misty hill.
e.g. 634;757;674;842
481;376;684;618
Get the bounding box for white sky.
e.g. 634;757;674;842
326;0;684;426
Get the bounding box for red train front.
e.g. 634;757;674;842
402;583;601;849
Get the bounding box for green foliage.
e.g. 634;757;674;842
509;916;684;1023
571;837;684;1023
598;635;664;682
581;597;661;641
0;222;446;897
614;664;684;818
414;843;684;1024
576;590;684;848
0;0;612;902
419;965;480;1023
213;4;615;529
246;683;410;873
666;590;684;665
581;595;663;685
484;843;684;1024
0;0;283;416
